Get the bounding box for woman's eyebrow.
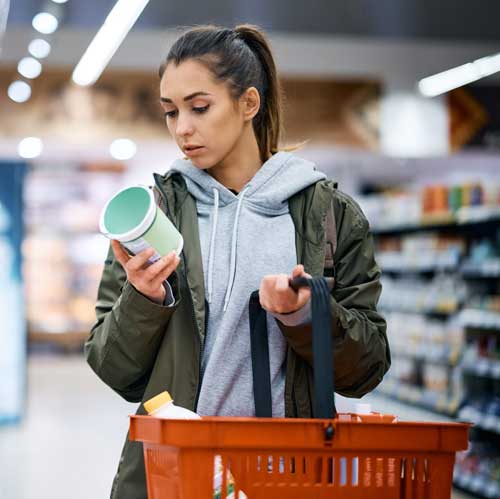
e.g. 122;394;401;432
160;91;212;103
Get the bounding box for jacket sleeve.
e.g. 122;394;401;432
84;243;181;402
276;195;390;398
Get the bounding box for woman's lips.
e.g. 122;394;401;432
184;146;205;157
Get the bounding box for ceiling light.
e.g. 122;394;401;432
72;0;150;86
51;0;69;3
8;81;32;103
32;12;58;34
18;57;42;79
18;137;44;159
419;52;500;97
109;139;137;160
28;39;51;59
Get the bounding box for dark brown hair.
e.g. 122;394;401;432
159;24;283;163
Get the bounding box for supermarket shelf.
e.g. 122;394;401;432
453;472;500;499
372;207;500;236
29;330;89;351
461;261;500;279
380;305;459;318
391;347;460;366
462;358;500;380
377;379;458;417
460;309;500;331
459;406;500;435
378;251;461;274
382;265;456;274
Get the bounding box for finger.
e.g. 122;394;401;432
292;264;304;278
259;275;275;294
276;274;290;292
111;240;130;266
292;264;312;280
150;255;180;289
126;247;156;272
144;252;175;281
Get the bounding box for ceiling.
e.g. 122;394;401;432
7;0;500;42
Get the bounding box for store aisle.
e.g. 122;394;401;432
0;354;474;499
0;353;136;499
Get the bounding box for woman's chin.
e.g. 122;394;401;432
190;155;218;170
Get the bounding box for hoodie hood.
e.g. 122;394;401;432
169;151;326;310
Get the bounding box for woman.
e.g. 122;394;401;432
85;24;390;499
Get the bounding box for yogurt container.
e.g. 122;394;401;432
99;185;183;264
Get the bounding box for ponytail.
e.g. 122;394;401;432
233;25;282;160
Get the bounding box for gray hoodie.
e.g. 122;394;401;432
168;151;326;416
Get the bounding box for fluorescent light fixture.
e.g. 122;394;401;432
419;52;500;97
18;57;43;79
28;38;51;59
51;0;69;3
32;12;58;34
72;0;150;86
8;81;32;103
110;138;137;160
18;137;43;159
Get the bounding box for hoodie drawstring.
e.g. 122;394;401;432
206;186;251;312
207;188;219;305
223;185;250;311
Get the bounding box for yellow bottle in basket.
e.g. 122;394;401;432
144;391;201;419
144;392;247;499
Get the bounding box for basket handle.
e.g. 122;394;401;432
249;276;335;419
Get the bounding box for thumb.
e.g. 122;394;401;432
292;264;312;279
292;265;302;278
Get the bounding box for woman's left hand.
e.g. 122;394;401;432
259;264;312;314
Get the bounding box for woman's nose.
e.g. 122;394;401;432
176;114;194;137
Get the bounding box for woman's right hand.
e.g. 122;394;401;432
111;240;181;304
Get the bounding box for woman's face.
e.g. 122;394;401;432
160;59;248;169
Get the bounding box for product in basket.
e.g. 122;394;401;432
144;392;247;499
99;185;183;264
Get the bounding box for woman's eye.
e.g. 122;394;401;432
193;105;209;114
164;110;177;118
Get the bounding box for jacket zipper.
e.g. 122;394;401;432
153;175;205;411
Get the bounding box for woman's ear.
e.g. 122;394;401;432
240;87;261;122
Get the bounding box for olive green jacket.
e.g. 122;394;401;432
85;172;390;499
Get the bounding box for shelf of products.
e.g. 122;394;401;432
359;178;500;235
379;274;466;316
23;167;125;348
377;380;459;416
460;309;500;331
454;440;500;499
363;177;500;498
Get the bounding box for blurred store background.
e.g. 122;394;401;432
1;1;500;498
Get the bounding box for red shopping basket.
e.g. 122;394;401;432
129;412;470;498
129;277;470;498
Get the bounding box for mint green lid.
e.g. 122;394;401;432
99;186;156;241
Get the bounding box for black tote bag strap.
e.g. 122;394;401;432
309;277;335;418
249;290;273;417
249;277;335;419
